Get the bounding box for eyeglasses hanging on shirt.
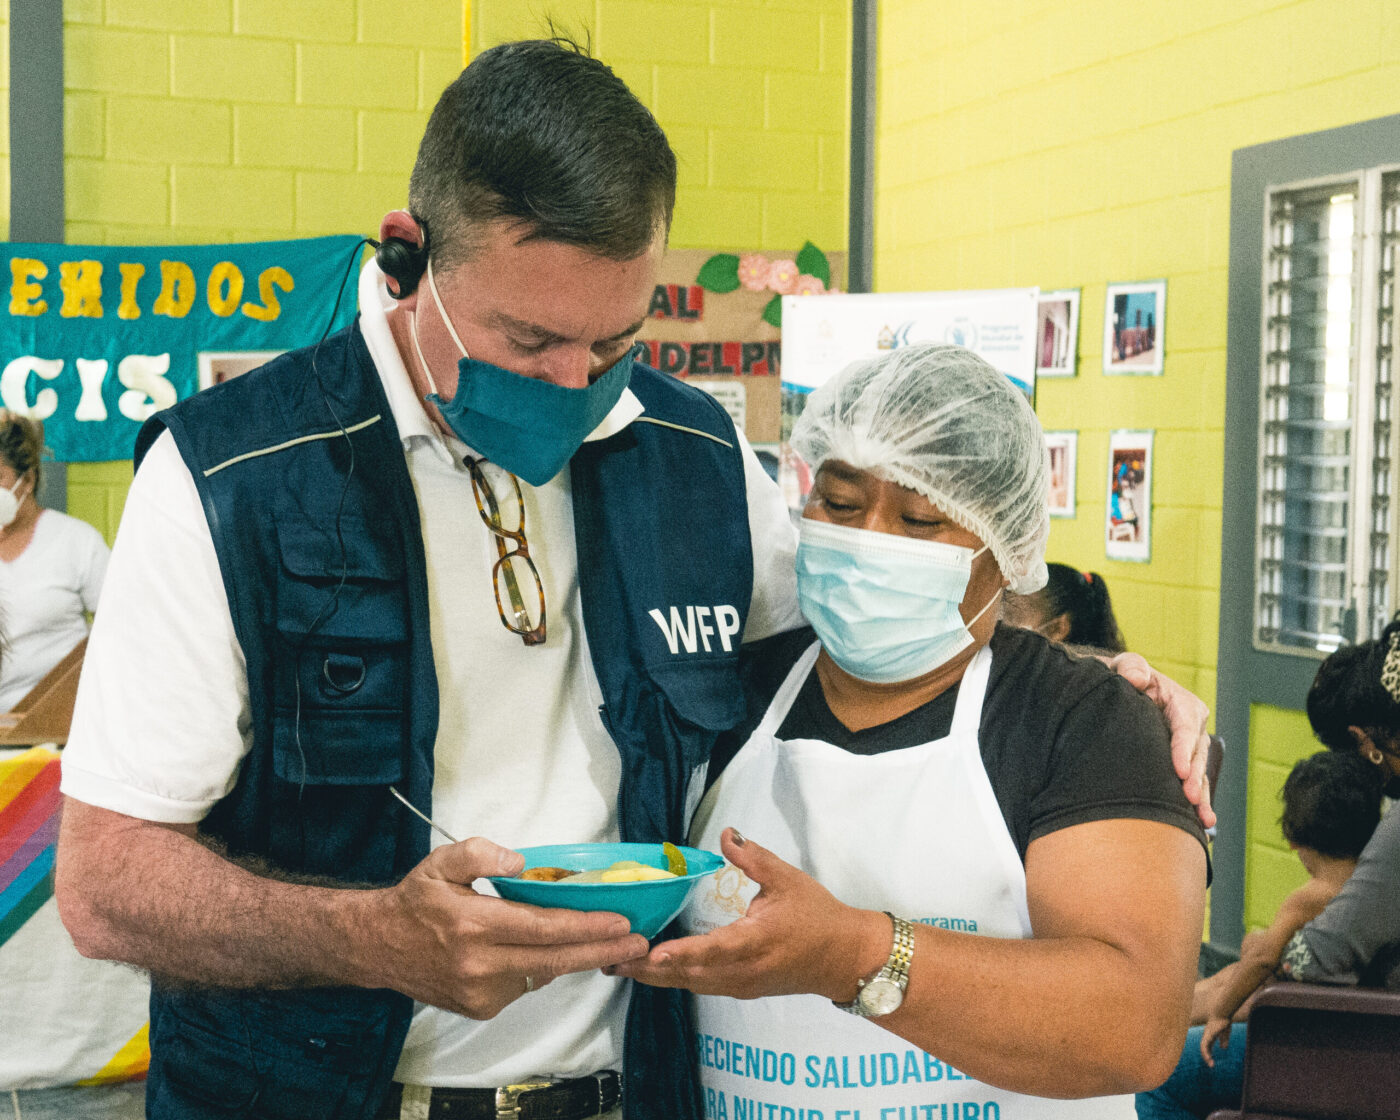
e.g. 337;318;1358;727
465;457;547;646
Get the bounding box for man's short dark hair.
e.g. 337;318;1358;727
409;37;677;268
1279;750;1383;860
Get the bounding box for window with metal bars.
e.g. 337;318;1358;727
1256;170;1400;655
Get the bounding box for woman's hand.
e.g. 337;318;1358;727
1199;1014;1233;1067
608;828;889;1002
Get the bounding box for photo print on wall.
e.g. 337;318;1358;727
1035;290;1080;377
1105;430;1153;562
1044;431;1078;518
1102;280;1165;376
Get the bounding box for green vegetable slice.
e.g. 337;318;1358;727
662;841;687;876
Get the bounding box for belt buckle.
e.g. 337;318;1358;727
495;1076;557;1120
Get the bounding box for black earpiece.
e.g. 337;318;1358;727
371;218;431;300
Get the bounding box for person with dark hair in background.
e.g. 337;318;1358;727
0;411;109;712
1135;749;1383;1120
1283;617;1400;991
1002;561;1126;654
55;37;1216;1120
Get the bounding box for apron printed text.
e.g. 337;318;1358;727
703;1091;1002;1120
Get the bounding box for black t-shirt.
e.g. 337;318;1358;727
711;624;1208;866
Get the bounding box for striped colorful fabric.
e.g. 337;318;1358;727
0;748;152;1089
0;749;61;950
77;1024;150;1085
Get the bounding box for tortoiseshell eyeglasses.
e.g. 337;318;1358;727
465;457;546;646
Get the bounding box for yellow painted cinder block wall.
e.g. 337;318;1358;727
55;0;463;541
473;0;849;254
1244;703;1319;930
877;0;1400;933
50;1;844;542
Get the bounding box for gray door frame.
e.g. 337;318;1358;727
9;0;65;244
847;0;875;294
7;2;67;505
1215;112;1400;953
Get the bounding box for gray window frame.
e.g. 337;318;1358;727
1218;113;1400;953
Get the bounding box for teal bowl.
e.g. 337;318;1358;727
487;842;724;939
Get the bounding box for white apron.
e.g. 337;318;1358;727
685;642;1133;1120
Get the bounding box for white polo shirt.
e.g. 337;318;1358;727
60;261;802;1087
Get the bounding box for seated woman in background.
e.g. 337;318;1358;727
0;411;110;712
1284;619;1400;990
1135;748;1383;1120
617;344;1208;1119
1003;561;1127;653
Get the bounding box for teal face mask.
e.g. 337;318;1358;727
410;258;632;486
795;517;1000;684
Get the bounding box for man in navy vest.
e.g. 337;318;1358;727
55;38;806;1120
54;36;1215;1120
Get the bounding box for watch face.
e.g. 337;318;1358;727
858;976;904;1017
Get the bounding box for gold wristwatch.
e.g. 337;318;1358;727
835;912;916;1018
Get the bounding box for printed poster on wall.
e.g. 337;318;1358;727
1106;429;1154;562
778;287;1039;508
1;236;362;461
780;288;1039;398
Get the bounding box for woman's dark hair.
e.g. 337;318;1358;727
1279;750;1383;860
1305;616;1400;753
0;409;44;487
1029;562;1126;653
408;36;677;270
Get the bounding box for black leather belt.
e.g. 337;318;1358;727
377;1071;622;1120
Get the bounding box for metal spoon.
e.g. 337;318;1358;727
389;786;460;844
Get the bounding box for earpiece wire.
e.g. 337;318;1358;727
289;236;373;852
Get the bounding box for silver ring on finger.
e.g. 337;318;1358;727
524;974;535;994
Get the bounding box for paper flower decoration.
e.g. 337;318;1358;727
695;241;835;328
737;253;769;291
765;259;800;295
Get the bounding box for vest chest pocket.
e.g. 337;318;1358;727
269;518;409;787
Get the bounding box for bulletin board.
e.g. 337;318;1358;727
633;248;846;445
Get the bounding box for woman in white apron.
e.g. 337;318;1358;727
615;344;1208;1120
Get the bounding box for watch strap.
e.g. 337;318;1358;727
835;911;916;1017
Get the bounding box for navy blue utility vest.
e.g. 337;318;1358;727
134;322;754;1120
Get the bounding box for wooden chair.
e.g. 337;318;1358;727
1206;981;1400;1120
0;638;87;746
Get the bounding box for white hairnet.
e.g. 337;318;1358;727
790;343;1050;594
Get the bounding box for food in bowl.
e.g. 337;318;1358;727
488;841;724;938
518;866;577;882
546;860;677;884
515;843;689;884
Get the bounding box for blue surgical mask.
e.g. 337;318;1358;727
795;517;1000;684
409;258;632;486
